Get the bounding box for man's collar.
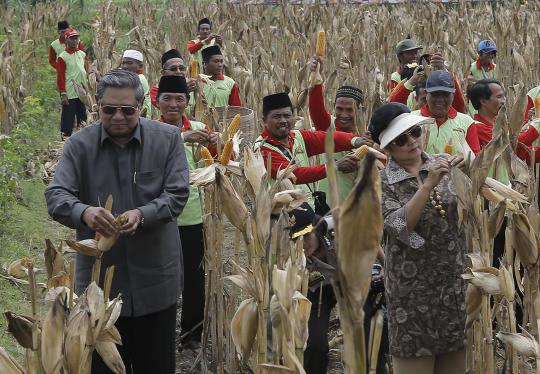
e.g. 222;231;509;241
135;69;144;75
100;120;142;146
420;105;457;125
260;128;295;147
474;113;495;127
159;115;191;131
475;58;495;71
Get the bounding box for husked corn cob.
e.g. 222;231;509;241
220;140;234;165
353;145;369;159
228;114;241;138
535;98;540;118
190;60;199;78
316;31;326;56
201;146;214;166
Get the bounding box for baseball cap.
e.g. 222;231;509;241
64;28;80;38
395;39;423;54
477;40;497;53
426;70;455;94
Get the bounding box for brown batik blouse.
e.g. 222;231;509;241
381;153;467;358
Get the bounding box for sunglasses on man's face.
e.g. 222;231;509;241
100;105;139;116
392;125;423;147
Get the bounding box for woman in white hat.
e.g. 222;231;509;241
369;103;467;374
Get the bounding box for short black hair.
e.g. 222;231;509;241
469;79;502;110
368;103;410;145
414;79;427;96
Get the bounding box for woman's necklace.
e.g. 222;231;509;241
430;185;446;218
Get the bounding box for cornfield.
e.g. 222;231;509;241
2;0;540;373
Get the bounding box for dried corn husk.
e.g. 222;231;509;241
41;290;67;374
0;347;25;374
230;298;259;363
65;239;100;257
497;331;540;358
462;268;502;295
95;341;126;374
4;311;35;349
215;169;249;238
271;189;310;215
512;212;539;266
7;257;31;279
243;147;266;196
465;284;482;328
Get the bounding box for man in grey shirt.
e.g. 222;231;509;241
45;69;189;373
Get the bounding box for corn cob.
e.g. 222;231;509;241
201;146;214;166
228;114;241;138
535;98;540;118
190;59;199;78
353;145;369;159
220;139;234;165
316;31;326;56
443;143;454;154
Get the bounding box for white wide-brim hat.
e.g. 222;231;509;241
379;113;434;149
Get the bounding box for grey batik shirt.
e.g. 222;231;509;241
45;118;189;317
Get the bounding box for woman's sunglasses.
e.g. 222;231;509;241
392;125;423;147
100;105;139;116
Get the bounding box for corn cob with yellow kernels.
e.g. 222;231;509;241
534;98;540;118
228;114;241;138
220;140;234;165
353;145;369;159
201;146;214;166
315;31;326;57
190;60;199;78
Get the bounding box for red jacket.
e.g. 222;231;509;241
257;128;357;184
388;73;466;114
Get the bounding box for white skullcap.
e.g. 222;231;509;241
122;49;144;62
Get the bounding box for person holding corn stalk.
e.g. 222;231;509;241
253;92;371;209
121;49;151;118
156;74;218;351
49;20;85;70
149;49;198;117
55;28;89;139
45;69;190;373
201;45;242;108
411;70;481;156
187;18;223;70
369;102;467;374
389;53;466;114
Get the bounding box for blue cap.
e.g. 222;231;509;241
478;40;497;53
426;70;455;94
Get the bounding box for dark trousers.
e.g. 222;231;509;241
91;303;177;374
304;285;336;374
179;224;205;344
60;98;86;136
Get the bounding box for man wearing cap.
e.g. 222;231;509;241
45;69;189;373
149;49;197;117
389;38;423;92
156;75;217;351
187;18;223;69
49;20;85;70
121;50;151;118
201;46;241;108
411;70;481;156
389;52;467;113
254;93;370;208
466;40;497;116
56;28;89;138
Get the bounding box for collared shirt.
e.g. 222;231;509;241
381;153;466;357
416;105;481;155
45;118;190;317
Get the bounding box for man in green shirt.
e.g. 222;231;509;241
201;46;242;108
157;75;217;351
121;49;151;117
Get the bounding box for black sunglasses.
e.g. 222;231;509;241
392;125;423;146
100;105;139;116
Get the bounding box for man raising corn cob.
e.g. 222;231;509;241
156;75;218;351
253;92;371;208
187;18;222;70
